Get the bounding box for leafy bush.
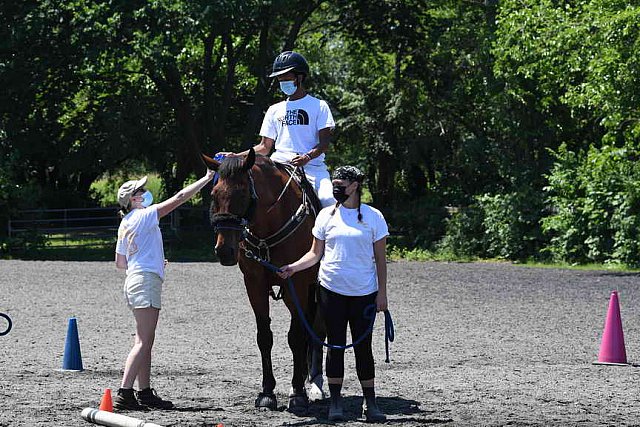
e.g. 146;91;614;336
477;191;546;260
438;190;546;260
383;194;448;250
437;206;486;258
542;144;640;266
90;171;166;207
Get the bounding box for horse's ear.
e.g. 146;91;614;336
243;147;256;171
201;153;220;171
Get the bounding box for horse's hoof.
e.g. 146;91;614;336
308;382;326;402
255;392;277;410
287;392;309;416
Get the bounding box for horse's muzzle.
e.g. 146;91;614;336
215;245;237;266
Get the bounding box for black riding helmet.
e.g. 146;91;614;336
269;51;309;78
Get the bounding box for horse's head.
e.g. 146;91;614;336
203;149;256;266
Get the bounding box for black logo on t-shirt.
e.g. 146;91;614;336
279;109;309;126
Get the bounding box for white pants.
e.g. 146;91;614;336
301;163;335;208
271;153;336;208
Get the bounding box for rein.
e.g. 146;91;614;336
266;166;297;213
241;165;314;262
243;248;395;363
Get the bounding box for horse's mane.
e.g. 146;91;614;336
218;157;246;180
219;154;276;181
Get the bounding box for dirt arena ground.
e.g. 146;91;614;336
2;260;640;426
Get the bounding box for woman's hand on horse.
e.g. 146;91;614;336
205;169;215;180
215;151;238;158
277;265;295;279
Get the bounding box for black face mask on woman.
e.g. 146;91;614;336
332;185;349;203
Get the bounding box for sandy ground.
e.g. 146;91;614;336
1;260;640;426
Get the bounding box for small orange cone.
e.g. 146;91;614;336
99;388;113;412
594;291;628;365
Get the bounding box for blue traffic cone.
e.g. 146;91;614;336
61;317;83;371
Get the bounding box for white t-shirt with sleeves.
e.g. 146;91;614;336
312;204;389;296
259;94;335;167
115;206;165;279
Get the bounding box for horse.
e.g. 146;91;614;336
203;148;324;415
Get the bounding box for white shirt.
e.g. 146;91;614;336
115;206;165;279
312;204;389;296
259;94;335;167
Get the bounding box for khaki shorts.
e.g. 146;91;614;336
124;271;163;310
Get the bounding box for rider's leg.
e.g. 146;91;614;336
303;163;335;208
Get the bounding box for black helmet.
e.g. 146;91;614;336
269;51;309;78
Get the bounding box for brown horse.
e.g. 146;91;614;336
203;148;322;414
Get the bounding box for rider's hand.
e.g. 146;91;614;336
376;291;388;312
290;153;311;167
205;168;216;180
277;265;296;279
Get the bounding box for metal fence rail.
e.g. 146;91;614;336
7;206;211;249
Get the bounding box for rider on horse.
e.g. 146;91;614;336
217;50;336;209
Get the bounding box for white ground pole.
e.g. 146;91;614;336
81;408;164;427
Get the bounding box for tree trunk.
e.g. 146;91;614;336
151;66;206;187
242;6;273;146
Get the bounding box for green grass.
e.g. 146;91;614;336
387;245;473;262
2;229;218;262
5;234;640;273
386;244;640;272
514;260;640;273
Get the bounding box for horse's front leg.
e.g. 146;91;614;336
285;273;318;415
244;273;277;410
287;314;310;415
254;312;277;410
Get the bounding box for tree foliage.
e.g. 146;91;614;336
2;1;640;265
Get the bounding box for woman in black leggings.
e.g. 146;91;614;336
279;165;389;422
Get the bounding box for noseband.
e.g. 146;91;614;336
211;171;258;239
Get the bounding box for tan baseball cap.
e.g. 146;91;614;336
117;176;147;208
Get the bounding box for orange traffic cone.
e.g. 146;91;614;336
99;388;113;412
594;291;628;365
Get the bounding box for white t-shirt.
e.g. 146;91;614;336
312;204;389;296
115;206;165;279
259;94;335;167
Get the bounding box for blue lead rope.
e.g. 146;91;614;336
249;253;395;363
0;312;12;336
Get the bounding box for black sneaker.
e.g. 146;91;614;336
363;401;386;423
113;388;146;411
136;388;174;410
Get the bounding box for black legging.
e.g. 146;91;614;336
318;286;377;381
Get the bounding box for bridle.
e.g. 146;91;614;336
211;165;315;263
210;171;258;240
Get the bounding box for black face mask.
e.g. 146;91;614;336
332;185;348;203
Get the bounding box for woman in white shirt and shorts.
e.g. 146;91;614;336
113;170;214;410
278;165;389;422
